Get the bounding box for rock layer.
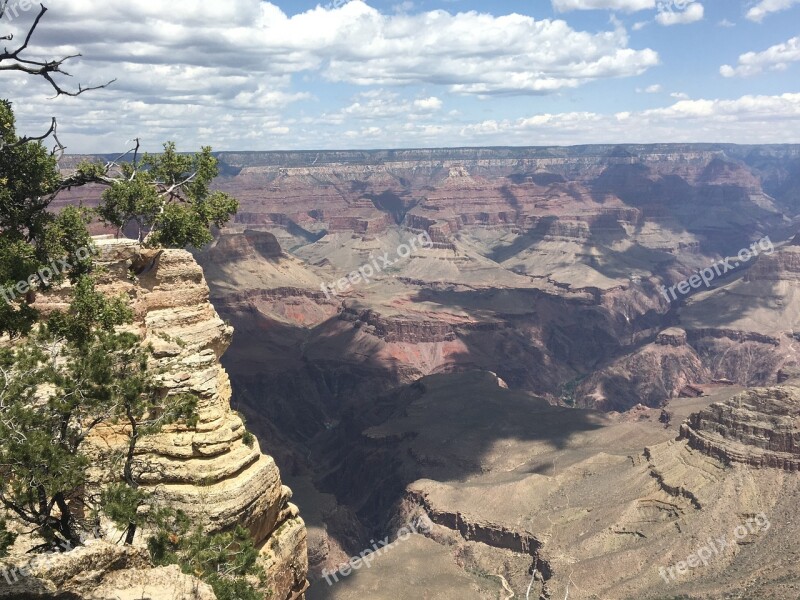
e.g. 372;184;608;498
23;237;309;600
681;384;800;470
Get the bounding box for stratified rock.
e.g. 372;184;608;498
577;333;709;410
656;327;688;346
680;384;800;470
208;229;285;263
30;238;309;600
0;541;215;600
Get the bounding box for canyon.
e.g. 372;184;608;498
48;144;800;598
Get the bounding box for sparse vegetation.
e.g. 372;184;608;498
243;430;256;448
0;2;239;560
0;518;15;557
149;513;265;600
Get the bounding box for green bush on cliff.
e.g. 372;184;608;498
148;515;264;600
73;141;239;248
1;0;239;566
0;278;139;547
0;99;96;338
0;519;15;557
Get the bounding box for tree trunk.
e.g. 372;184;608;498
122;405;140;546
124;523;137;545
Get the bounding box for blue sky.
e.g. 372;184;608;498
3;0;800;151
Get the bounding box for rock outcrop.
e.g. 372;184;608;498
0;542;215;600
681;384;800;470
577;326;709;410
8;237;309;600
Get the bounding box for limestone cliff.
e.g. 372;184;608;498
1;237;308;600
680;383;800;470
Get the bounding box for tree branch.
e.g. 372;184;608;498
0;116;54;151
1;3;115;100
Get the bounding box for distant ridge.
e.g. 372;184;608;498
60;143;800;170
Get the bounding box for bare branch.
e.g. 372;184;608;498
0;4;115;98
50;116;65;160
0;116;54;151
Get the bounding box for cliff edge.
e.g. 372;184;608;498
1;237;308;600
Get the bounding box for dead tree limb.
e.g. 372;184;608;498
0;3;115;152
0;4;115;98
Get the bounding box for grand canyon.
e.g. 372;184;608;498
5;0;800;598
50;144;800;599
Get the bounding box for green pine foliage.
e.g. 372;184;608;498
149;514;265;600
0;278;137;546
0;518;16;557
0;100;94;338
90;142;238;248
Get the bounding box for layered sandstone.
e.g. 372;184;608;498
16;237;309;600
680;384;800;471
0;542;215;599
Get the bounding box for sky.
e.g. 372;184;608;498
2;0;800;152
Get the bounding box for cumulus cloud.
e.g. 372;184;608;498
303;93;800;150
746;0;800;22
324;90;443;123
320;6;659;95
414;97;444;111
456;93;800;146
4;0;796;152
38;0;659;95
0;0;660;151
551;0;655;11
640;93;800;121
655;1;704;25
720;36;800;77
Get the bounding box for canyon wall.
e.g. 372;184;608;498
1;238;309;600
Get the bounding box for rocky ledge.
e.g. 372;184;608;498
13;237;309;600
680;384;800;471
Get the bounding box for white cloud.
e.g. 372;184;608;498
4;0;797;152
655;2;704;25
746;0;800;22
2;0;660;152
10;1;659;97
551;0;655;11
320;7;659;95
717;18;735;27
637;84;663;93
454;93;800;146
640;93;800;121
319;93;800;151
670;92;690;99
414;97;444;111
720;36;800;77
324;90;443;123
